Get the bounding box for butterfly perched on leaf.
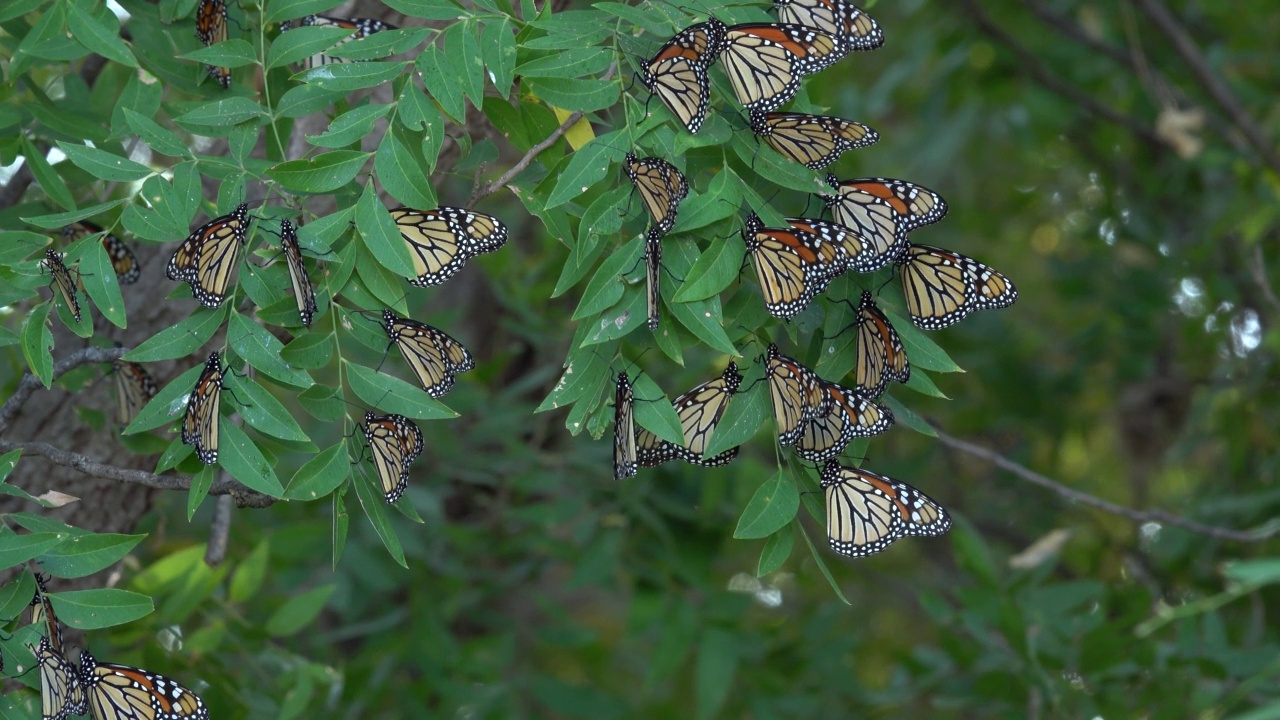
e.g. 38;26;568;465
182;352;225;465
638;19;728;134
821;174;948;270
743;213;843;320
78;650;210;720
363;412;424;502
390;206;509;287
42;248;82;322
636;362;743;467
279;14;399;69
896;243;1017;329
721;23;845;114
750;111;878;170
820;461;951;557
381;310;475;399
166;203;249;308
773;0;884;54
613;372;637;480
280;219;317;327
765;344;827;447
30;581;87;720
624;153;689;236
62;221;141;284
848;291;909;397
195;0;231;88
793;378;892;462
113;359;158;426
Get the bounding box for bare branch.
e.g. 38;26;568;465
0;346;128;436
931;426;1280;543
205;494;233;566
1133;0;1280;175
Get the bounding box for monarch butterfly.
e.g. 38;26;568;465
624;153;689;236
820;460;951;557
613;372;637;479
166;203;249;308
794;379;892;462
195;0;231;88
33;636;87;720
783;216;880;274
639;19;728;134
749;112;878;170
897;243;1018;329
182;352;224;465
279;14;399;69
744;213;843;319
644;229;663;331
389;206;509;287
822;175;948;270
381;310;475;399
280;219;317;327
30;577;65;654
78;651;210;720
62;221;141;284
43;248;82;322
773;0;884;54
113;359;158;426
362;412;424;502
636;362;743;467
721;23;845;114
849;291;909;397
765;344;827;446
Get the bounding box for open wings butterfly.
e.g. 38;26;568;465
821;175;948;271
390;206;508;287
750;112;878;170
721;23;845;114
166;203;249;308
78;650;209;720
744;213;843;319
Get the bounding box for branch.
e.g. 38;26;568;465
205;494;233;566
931;426;1280;543
468;64;617;206
1133;0;1280;175
0;346;128;436
959;0;1165;148
1250;243;1280;318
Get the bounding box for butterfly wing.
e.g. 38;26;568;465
794;381;893;462
640;19;727;133
35;637;86;720
43;249;82;322
745;214;842;319
392;206;508;287
751;112;878;169
766;344;826;446
182;352;223;464
722;23;843;114
363;412;421;502
897;243;1017;329
166;203;248;308
624;153;689;235
773;0;883;53
79;651;210;720
195;0;231;87
614;373;637;479
113;359;157;426
645;230;662;331
636;362;743;467
280;219;318;327
820;461;951;557
382;310;474;398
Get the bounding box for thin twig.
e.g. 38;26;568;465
0;346;127;435
959;0;1164;148
1250;244;1280;317
931;426;1280;543
1132;0;1280;175
468;64;618;206
205;494;233;566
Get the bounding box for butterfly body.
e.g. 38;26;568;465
43;248;82;322
280;219;317;327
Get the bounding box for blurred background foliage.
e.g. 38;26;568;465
1;0;1279;718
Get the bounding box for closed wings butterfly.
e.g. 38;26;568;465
773;0;884;53
636;362;743;467
644;228;663;330
897;243;1017;329
280;14;398;69
43;248;82;322
822;175;948;271
624;153;689;236
195;0;231;88
765;344;827;447
280;219;317;327
78;650;209;720
783;216;878;275
744;213;843;319
114;359;158;426
721;23;845;114
381;310;475;399
390;206;508;286
850;291;909;397
62;221;141;284
34;636;86;720
182;352;224;465
639;19;728;133
750;112;878;170
820;460;951;557
166;203;249;308
794;379;893;462
613;372;637;479
363;412;424;502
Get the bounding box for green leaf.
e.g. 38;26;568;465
374;127;436;208
125;307;226;362
702;378;766;458
269;150;371;193
382;0;467;21
546;131;627;209
516;48;612;78
229;540;270;603
572;235;639;320
0;571;36;621
631;373;684;446
668;293;738;357
65;4;136;67
757;527;794;576
175;97;269;127
345;362;458;420
535;346;609;413
187;465;213;519
38;533;146;578
0;532;67;569
19;200;128;230
218;422;285;497
277;83;349;118
673;234;744;302
122;108;191;158
180;39;257;67
284;444;352;501
307;103;391;148
903;367;947;399
51;588;154;630
326;28;433;62
301;61;408;92
355;183;418;277
265;0;349;23
453;22;485;111
0;449;20;483
266;584;335;636
281;331;335;369
123;362;204;435
883;305;963;373
480;18;515;98
526;77;619;113
798;523;851;605
79;238;127;329
267;26;354;69
351;465;407;567
20;304;54;389
882;394;936;437
226;311;314;388
734;471;799;539
20;137;75;211
417;45;465;122
695;629;737;720
227;375;311;442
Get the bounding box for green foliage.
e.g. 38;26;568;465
1;0;1279;718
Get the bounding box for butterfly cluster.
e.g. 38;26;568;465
24;574;209;720
605;0;1021;558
